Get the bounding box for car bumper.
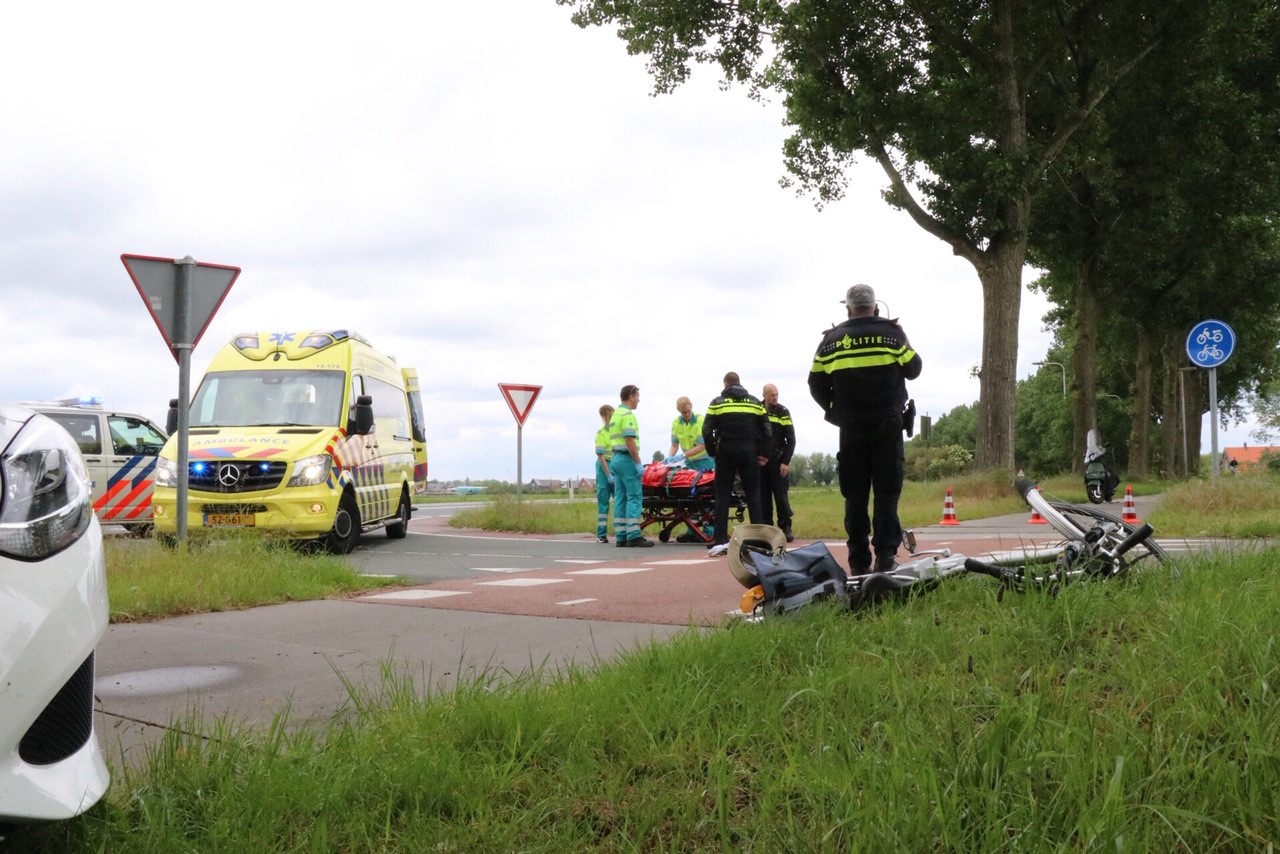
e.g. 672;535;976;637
0;519;110;822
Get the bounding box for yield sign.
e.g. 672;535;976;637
122;254;241;363
498;383;542;427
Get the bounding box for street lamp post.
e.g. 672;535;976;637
1033;360;1066;396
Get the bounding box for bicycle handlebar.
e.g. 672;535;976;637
963;557;1020;583
1110;523;1155;558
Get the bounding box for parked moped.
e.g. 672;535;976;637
1084;429;1120;504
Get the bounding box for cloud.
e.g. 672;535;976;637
7;1;1232;481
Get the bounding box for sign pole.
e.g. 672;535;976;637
123;252;240;546
1185;319;1235;483
497;383;543;502
174;257;194;543
1208;367;1220;480
516;424;524;502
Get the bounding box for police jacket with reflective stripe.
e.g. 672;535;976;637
766;403;796;464
703;385;770;457
808;316;922;428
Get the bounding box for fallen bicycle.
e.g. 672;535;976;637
731;479;1169;619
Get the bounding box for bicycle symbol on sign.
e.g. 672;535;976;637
1197;344;1224;363
1196;328;1224;346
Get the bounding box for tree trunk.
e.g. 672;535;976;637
1159;335;1180;476
1127;329;1155;477
973;241;1024;471
1071;260;1101;475
1184;369;1204;475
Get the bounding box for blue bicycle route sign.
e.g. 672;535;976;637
1186;319;1236;369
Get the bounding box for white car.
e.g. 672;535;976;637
0;403;110;822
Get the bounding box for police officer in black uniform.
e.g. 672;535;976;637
808;284;922;574
760;383;796;542
702;371;770;555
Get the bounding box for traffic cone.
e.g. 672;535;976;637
939;486;960;525
1121;484;1141;524
1028;484;1048;524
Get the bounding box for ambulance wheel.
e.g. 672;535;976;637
324;493;361;555
386;490;410;539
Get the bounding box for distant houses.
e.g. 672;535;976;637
1221;446;1280;472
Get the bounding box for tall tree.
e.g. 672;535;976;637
557;0;1177;469
1029;0;1280;476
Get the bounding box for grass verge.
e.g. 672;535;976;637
449;470;1176;539
21;548;1279;850
105;534;403;622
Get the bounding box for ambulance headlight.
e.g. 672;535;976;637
288;454;331;487
155;456;179;488
0;415;92;559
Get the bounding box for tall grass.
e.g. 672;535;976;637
105;535;402;622
23;548;1278;851
1148;472;1280;537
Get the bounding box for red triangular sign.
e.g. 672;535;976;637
498;383;542;427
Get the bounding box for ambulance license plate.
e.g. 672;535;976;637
205;513;255;527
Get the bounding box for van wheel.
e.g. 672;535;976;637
324;493;361;555
386;490;410;539
125;522;153;538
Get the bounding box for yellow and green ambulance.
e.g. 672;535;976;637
152;329;427;553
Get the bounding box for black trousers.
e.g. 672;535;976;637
712;445;763;545
760;462;792;529
837;416;904;569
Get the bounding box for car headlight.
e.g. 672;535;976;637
154;456;179;488
0;413;92;560
287;454;331;487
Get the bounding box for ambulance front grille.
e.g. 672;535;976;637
189;461;289;493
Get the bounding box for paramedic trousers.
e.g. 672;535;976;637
595;458;614;538
837;414;905;571
711;445;763;546
610;454;643;544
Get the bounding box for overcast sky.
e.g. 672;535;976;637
0;1;1250;481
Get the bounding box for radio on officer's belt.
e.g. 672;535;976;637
903;399;916;437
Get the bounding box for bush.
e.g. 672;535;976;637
905;444;973;481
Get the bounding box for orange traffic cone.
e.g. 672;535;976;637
1121;484;1140;523
1028;484;1048;524
940;486;960;525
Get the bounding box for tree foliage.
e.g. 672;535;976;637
557;0;1181;470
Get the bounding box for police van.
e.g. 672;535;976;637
152;329;428;554
24;397;168;536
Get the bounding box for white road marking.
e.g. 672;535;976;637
477;578;572;587
557;598;598;606
363;589;469;601
566;567;655;576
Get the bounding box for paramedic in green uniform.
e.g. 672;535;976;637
594;404;615;543
668;396;715;473
608;385;655;548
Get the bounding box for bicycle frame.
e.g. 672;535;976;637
847;479;1165;609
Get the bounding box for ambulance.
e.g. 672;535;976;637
152;329;428;553
26;397;167;536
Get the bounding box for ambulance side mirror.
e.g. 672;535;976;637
166;398;179;435
350;395;374;436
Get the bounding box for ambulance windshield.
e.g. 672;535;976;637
190;370;346;428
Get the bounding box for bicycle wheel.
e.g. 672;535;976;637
1048;501;1168;567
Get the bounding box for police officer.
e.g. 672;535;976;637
808;284;922;574
702;372;770;556
608;385;655;548
761;383;796;542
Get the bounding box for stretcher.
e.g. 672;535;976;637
639;462;745;543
